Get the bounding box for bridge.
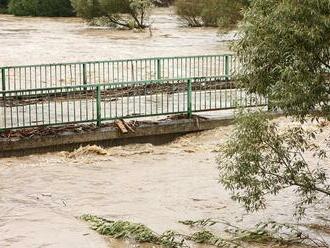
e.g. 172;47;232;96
0;54;267;131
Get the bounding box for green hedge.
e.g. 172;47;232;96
8;0;74;16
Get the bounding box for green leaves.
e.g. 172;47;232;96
234;0;330;120
226;0;330;218
175;0;249;28
218;110;330;217
8;0;74;16
82;215;328;247
71;0;153;29
81;214;159;243
81;215;186;247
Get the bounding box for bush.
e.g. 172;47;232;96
0;0;9;13
71;0;153;29
175;0;249;28
0;0;9;8
8;0;74;17
175;0;204;27
152;0;174;7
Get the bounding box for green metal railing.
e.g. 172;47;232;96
0;54;238;91
0;76;267;130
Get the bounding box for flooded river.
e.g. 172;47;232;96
0;8;231;67
0;7;329;248
0;117;329;247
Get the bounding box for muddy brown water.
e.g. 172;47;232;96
0;117;329;247
0;8;232;67
0;7;329;248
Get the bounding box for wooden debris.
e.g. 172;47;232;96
115;120;129;134
121;119;136;133
0;79;235;107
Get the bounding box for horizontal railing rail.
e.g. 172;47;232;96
0;76;267;131
0;54;239;91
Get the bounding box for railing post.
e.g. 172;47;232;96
96;85;101;127
224;55;230;80
1;68;5;92
83;64;87;85
157;59;161;80
187;79;192;118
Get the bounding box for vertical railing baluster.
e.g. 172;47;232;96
224;55;230;80
187;79;192;118
1;68;5;92
157;58;161;80
83;63;87;85
96;85;101;127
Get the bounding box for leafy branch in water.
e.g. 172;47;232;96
82;215;329;247
178;218;218;227
81;214;188;247
179;218;329;248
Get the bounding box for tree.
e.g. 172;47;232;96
213;0;249;29
175;0;250;28
219;110;330;217
218;0;330;217
174;0;204;27
71;0;153;29
8;0;74;17
0;0;9;13
0;0;9;8
234;0;330;119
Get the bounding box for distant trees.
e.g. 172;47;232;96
3;0;247;30
0;0;9;13
8;0;74;16
0;0;9;8
175;0;250;28
71;0;153;29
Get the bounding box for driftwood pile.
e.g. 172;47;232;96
0;79;235;107
0;114;204;140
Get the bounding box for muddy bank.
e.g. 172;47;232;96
0;117;329;247
0;8;232;67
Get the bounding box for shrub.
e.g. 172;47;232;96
8;0;74;17
175;0;250;28
152;0;174;7
175;0;204;27
0;0;9;13
71;0;153;29
0;0;9;8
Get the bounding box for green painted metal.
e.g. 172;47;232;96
224;55;229;80
0;54;269;131
96;85;101;127
83;64;87;85
157;59;161;80
187;79;192;118
1;68;5;91
0;75;268;131
0;54;238;91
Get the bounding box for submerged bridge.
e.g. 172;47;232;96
0;54;267;131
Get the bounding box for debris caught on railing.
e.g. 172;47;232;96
0;79;235;107
0;114;208;140
161;114;208;121
114;120;129;134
